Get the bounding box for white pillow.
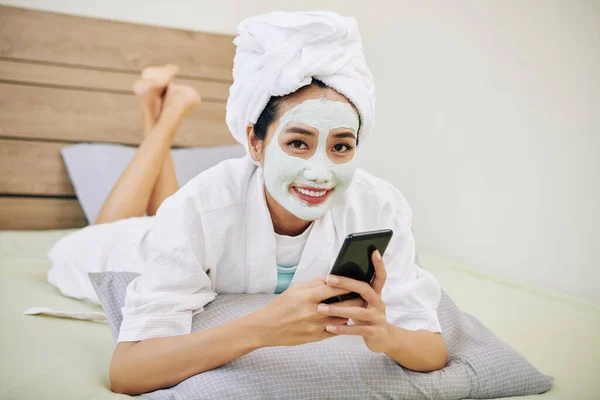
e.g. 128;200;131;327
61;143;245;224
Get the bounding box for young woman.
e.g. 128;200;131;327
86;11;447;396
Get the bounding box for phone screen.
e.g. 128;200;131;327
324;230;393;303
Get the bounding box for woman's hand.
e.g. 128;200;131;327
317;250;392;353
253;279;362;347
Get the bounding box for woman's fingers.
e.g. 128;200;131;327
323;316;350;326
317;304;381;324
325;274;382;307
370;250;387;295
325;324;377;336
337;297;366;308
310;282;351;302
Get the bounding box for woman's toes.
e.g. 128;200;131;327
163;84;201;116
133;79;158;96
141;64;179;87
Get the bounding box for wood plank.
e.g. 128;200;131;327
0;59;230;101
0;139;74;196
0;5;235;81
0;83;236;147
0;197;87;230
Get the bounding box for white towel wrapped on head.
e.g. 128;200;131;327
226;11;375;153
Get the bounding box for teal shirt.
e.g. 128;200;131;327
275;265;298;294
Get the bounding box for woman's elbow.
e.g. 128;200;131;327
110;362;128;394
110;357;138;395
410;334;448;372
109;343;143;395
430;345;449;371
411;349;448;372
424;336;449;372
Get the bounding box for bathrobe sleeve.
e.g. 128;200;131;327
382;211;443;333
118;193;216;342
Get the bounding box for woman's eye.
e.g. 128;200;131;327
289;140;308;149
333;143;353;152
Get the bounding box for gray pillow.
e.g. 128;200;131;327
61;143;245;224
89;272;554;399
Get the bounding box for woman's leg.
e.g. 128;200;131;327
95;69;200;225
145;144;179;216
138;66;184;216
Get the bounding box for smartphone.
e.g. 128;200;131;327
323;229;393;304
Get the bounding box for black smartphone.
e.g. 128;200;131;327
323;229;393;304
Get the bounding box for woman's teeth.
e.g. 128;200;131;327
296;187;328;197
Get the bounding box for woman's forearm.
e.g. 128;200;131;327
110;313;265;395
384;324;448;372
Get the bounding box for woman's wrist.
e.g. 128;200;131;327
239;309;272;349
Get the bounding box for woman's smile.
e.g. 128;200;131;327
289;185;334;205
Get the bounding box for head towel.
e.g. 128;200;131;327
225;11;375;153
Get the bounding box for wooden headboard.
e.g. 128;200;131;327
0;6;236;230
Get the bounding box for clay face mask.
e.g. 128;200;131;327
263;98;359;221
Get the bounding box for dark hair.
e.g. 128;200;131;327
253;78;360;144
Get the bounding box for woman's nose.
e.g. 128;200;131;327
303;166;332;183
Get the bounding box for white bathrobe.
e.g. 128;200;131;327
115;156;442;342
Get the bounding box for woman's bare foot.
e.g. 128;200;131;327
162;84;202;120
133;64;179;136
150;84;201;142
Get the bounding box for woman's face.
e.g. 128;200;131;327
256;86;360;221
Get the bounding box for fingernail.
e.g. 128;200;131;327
375;250;382;261
318;304;329;313
327;275;340;285
326;325;338;333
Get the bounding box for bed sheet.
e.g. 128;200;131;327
0;230;597;399
422;254;599;399
0;230;129;400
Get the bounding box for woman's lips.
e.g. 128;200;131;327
290;185;334;205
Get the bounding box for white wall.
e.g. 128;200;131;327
3;0;599;302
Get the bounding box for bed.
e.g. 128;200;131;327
1;229;598;399
0;5;598;400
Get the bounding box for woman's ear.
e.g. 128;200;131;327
246;124;264;163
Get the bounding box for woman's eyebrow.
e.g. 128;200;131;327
331;131;356;139
285;126;316;136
